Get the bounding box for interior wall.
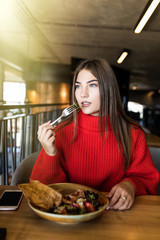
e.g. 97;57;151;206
27;81;71;104
26;61;72;105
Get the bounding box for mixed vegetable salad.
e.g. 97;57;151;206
50;189;104;215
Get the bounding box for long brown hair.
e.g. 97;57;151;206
71;58;141;170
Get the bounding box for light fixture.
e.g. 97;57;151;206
117;49;129;64
131;85;137;90
134;0;160;34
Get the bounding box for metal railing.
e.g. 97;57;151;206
0;103;69;185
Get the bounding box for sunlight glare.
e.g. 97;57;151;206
3;82;26;103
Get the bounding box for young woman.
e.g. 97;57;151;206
30;58;159;211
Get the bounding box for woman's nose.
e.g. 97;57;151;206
81;87;89;98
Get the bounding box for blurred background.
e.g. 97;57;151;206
0;0;160;131
0;0;160;184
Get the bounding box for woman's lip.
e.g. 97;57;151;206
81;102;91;107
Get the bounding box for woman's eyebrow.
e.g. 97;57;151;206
87;80;98;83
75;80;98;84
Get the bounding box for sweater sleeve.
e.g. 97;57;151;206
30;148;68;185
123;129;159;196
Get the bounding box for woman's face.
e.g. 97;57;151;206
75;69;100;116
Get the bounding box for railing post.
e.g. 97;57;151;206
20;116;25;161
25;115;32;157
31;114;36;153
4;120;9;185
9;119;15;175
14;118;17;169
1;121;5;184
0;103;69;185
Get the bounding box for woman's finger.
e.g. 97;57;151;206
108;192;120;207
107;181;135;210
118;197;133;210
111;195;129;210
38;124;55;142
38;121;50;138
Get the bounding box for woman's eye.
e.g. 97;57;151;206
90;83;97;87
75;85;81;89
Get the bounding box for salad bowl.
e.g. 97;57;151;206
28;182;109;224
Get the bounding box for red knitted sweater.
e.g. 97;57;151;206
30;111;159;195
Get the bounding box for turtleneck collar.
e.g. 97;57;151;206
77;110;112;132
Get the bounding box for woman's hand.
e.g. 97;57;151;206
106;180;135;210
37;121;57;156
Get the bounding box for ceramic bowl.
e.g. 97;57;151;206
28;182;109;224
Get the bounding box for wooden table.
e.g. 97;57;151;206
0;186;160;240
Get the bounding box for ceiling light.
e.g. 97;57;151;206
131;85;137;90
117;50;129;64
134;0;160;34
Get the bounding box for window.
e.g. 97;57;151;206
3;82;26;103
3;66;26;104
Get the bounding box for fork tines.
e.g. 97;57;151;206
67;104;79;113
50;104;79;126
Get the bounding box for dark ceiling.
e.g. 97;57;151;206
0;0;160;90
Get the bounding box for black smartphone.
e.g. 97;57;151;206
0;190;23;210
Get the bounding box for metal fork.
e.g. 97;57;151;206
50;104;79;126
